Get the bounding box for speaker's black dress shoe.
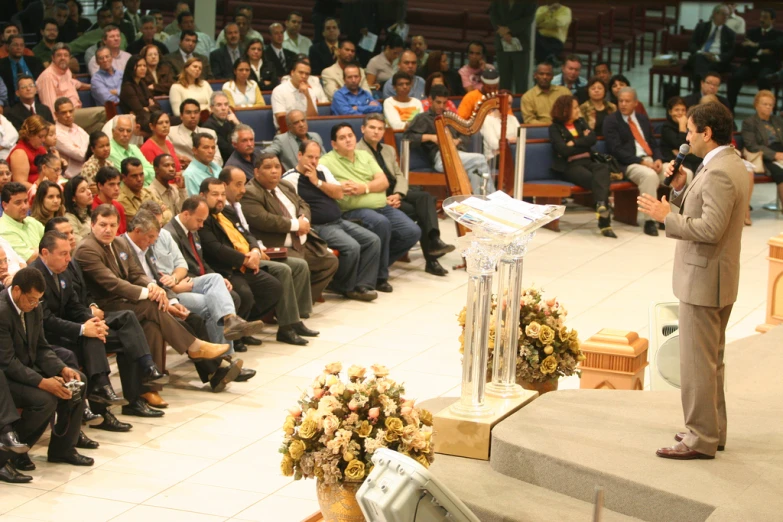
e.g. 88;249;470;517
91;410;133;431
293;322;319;337
12;453;35;471
76;431;99;450
241;336;263;345
234;368;257;382
425;259;448;276
88;384;128;406
121;399;165;418
141;365;169;386
376;280;393;293
233;340;248;352
277;327;308;346
48;452;94;466
0;430;29;454
209;359;243;393
345;287;378;301
644;220;659;237
427;237;456;258
0;462;31;483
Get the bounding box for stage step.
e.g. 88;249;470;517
430;455;641;522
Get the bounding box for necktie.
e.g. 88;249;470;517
278;50;286;70
627;118;653;157
29;104;36;115
271;190;302;251
188;231;206;275
105;243;126;278
703;26;718;52
19;312;26;335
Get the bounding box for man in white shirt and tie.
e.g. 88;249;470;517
686;4;736;88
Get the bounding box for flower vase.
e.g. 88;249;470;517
519;377;559;395
316;480;366;522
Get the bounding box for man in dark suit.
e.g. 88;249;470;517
0;36;44;106
164;30;213;79
126;15;169;57
265;23;298;79
686;5;736;87
5;74;53;130
681;72;732;112
308;17;339;76
0;366;30;483
727;8;783;110
0;267;92;472
210;22;242;80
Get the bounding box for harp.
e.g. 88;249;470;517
434;90;513;211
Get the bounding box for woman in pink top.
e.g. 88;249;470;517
7;115;49;188
140;111;182;172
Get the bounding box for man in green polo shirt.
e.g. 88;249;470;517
0;183;45;263
319;123;420;292
109;115;155;186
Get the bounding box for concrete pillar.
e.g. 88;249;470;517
194;0;216;43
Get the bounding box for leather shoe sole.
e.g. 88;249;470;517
656;441;714;460
376;281;393;293
210;360;243;393
674;432;724;451
293;324;319;337
427;243;456;257
224;319;266;341
234;368;256;382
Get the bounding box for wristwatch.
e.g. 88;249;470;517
364;184;370;194
317;179;323;188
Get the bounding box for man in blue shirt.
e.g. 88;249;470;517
382;50;425;100
551;54;587;95
183;133;221;196
90;47;122;106
331;65;382;116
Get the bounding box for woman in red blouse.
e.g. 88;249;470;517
7;115;49;189
140;111;182;173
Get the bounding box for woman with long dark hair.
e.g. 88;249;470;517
141;44;174;96
222;58;265;108
422;51;465;97
140;111;182;173
31;180;65;226
120;55;161;121
63;175;93;241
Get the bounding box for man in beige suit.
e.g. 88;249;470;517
638;102;748;460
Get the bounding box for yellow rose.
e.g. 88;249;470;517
281;455;294;476
344;459;366;481
569;338;581;353
543;345;554;355
371;364;390;378
540;355;558;375
324;362;343;374
347;365;366;381
414;453;430;469
418;408;433;427
539;325;555;345
283;415;296;435
569;329;579;342
356;420;373;438
384;417;404;442
525;321;541;338
288;439;306;461
457;307;467;327
558;326;569;342
298;419;319;439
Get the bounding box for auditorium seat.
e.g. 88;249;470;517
235;107;276;142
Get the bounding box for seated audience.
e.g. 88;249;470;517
382;50;425;100
227;124;264;180
67;6;119;59
260;113;324;173
109;115;154;185
549;94;615;237
553;55;587;95
458;41;494;94
603;86;671;237
140;111;181;172
358;114;454;275
534;1;572;64
164;30;213;80
265;23;298;79
81;131;113;193
140;44;174;97
282;11;312;56
279;55;328;103
222;58;265;108
321;123;421;292
117;157;170;224
202;92;239;163
727;8;781;111
332;64;382;116
521;63;571;124
742;90;783;214
660;96;701;176
53;97;88;178
209;22;242;80
164;11;215;58
422;51;464;97
149;154;186;215
184;133;221;196
682;72;731;111
308;17;340;76
90;47;123;107
422;73;458;113
575;61;611;104
163;1;194;35
410;35;429;70
6;75;54;131
7;115;48;188
66;0;93;37
687;5;736;86
216;6;263;50
119;55;161;122
63;175;93;241
0;366;30;482
579;77;616;137
0;114;18;161
0;182;44;262
0;160;11;206
283;140;380;301
86;26;130;77
91;166;127;234
30;179;65;226
271;60;319;129
365;33;403;89
126;15;169;56
244;38;278;90
169;99;222;168
458;69;502;121
608;74;649;117
383;72;423;130
105;0;135;44
42;122;67;174
482;95;520;161
170;57;212;117
0;35;44;106
322;39;371;101
33;19;59;67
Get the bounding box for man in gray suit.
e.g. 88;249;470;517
638;101;748;460
262;111;324;171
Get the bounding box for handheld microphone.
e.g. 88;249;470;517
664;143;690;186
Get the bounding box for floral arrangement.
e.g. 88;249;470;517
280;363;435;485
458;287;584;383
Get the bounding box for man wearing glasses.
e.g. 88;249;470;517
682;72;732;112
5;75;54;131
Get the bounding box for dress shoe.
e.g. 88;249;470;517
658;222;666;231
0;462;32;483
0;430;29;454
82;406;102;425
277;327;308;346
141;365;169;386
48;451;94;466
425;259;448;276
188;341;230;360
293;322;319;337
223;314;266;341
91;410;132;432
674;432;724;451
76;431;99;450
140;391;169;409
598;216;617;238
644;220;659;237
233;340;248;352
234;368;256;382
376;280;393;293
426;237;456;258
88;384;129;406
656;441;714;460
209;359;243;393
122;398;165;418
11;453;35;471
345;287;378;301
241;336;263;345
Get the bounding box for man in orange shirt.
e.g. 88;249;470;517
0;23;35;59
457;69;501;121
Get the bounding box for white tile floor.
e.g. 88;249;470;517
2;58;780;520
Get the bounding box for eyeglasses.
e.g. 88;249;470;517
18;84;35;90
704;81;720;88
22;294;42;306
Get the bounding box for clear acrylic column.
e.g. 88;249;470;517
486;233;534;398
450;231;504;418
